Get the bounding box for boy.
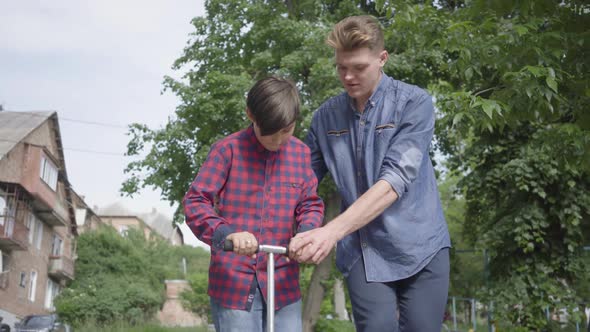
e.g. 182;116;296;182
183;76;324;332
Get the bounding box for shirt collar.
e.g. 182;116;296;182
245;124;278;158
347;72;389;113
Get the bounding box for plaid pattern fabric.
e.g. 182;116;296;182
184;126;324;310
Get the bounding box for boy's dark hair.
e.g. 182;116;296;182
247;76;300;136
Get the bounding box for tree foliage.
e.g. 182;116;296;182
381;0;589;327
54;227;210;327
123;0;589;328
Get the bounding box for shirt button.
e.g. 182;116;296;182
360;120;365;126
362;242;368;248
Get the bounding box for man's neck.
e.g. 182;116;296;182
356;98;368;113
355;72;383;113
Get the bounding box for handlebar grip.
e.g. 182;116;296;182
223;239;286;254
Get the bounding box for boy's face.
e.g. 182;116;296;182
335;47;387;104
253;122;296;152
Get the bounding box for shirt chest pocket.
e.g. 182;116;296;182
373;123;397;160
326;129;352;165
271;182;303;220
375;123;396;143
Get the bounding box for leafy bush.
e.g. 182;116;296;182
314;318;355;332
55;227;211;327
181;273;211;322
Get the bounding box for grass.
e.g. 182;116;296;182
75;323;211;332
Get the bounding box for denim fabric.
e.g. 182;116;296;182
210;285;302;332
306;74;451;281
346;248;450;332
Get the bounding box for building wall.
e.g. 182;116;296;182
1;207;54;317
0;208;73;327
0;117;75;328
0;142;27;184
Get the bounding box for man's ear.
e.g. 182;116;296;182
379;50;389;67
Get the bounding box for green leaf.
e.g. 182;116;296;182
453;112;464;126
465;67;473;81
525;65;543;77
481;99;496;119
546;77;558;93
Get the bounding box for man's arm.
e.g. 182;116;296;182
294;151;325;233
290;180;397;263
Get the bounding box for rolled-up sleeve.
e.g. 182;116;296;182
305;111;329;183
183;144;234;249
378;92;435;199
295;149;324;233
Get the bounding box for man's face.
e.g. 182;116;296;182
335;47;387;104
253;122;296;152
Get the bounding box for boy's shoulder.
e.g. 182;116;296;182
211;128;251;150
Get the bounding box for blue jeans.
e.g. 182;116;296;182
346;248;450;332
210;286;302;332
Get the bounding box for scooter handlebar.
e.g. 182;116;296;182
223;239;287;254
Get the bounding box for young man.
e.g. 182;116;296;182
184;76;324;332
289;15;451;331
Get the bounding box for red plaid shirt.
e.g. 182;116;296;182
183;126;324;310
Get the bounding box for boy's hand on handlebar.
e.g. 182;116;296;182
226;232;258;258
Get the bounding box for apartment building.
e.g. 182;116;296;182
0;111;77;328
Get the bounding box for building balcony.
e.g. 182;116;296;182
33;197;69;227
0;218;28;251
48;255;75;281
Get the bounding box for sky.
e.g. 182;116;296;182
0;1;207;246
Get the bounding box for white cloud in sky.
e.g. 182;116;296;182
0;0;207;246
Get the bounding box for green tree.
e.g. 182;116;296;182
122;1;368;329
54;227;210;327
380;0;589;328
123;0;589;329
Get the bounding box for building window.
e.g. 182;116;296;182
0;251;8;272
0;196;16;228
0;195;5;226
34;220;43;250
0;251;8;289
44;279;61;310
19;271;26;287
40;156;58;191
28;270;37;302
26;211;36;244
26;212;45;250
118;225;129;237
51;234;63;256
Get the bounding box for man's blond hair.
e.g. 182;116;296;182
326;15;384;52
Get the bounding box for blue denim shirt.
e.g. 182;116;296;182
305;74;451;282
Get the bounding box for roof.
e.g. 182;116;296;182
0;111;55;159
96;202;180;241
